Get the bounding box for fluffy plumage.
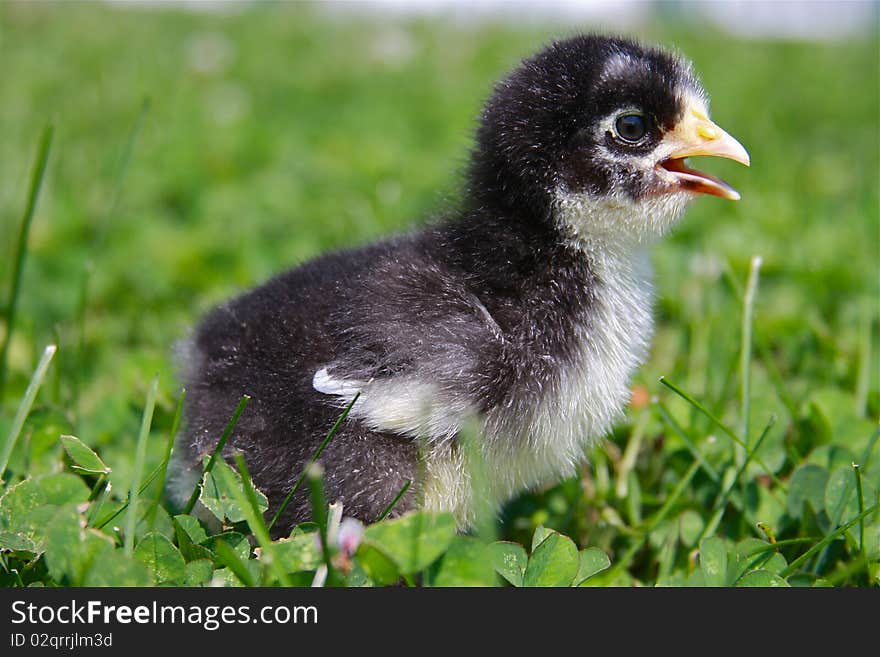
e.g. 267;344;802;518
173;34;748;533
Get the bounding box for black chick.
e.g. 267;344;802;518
173;34;749;534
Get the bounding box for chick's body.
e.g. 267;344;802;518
176;35;748;533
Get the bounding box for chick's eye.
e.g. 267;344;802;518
614;113;647;143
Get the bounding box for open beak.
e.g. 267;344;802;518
658;105;750;200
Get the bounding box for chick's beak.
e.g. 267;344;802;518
659;105;750;200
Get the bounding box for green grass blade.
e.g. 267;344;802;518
182;394;250;515
825;557;878;586
655;401;721;482
659;376;786;491
461;417;498;543
49;325;61;406
94;97;150;249
378;479;412;521
722;262;799;425
616;408;649;498
699;415;777;542
610;457;702;577
780;502;880;578
810;432;877;574
268;392;359;532
0;344;56;485
69;100;147;413
0;553;25;587
643;459;702;536
123;374;159;555
0;125;54;399
731;537;819;583
72;261;93;418
753;327;800;421
740;537;818;557
855;304;872;417
229;452;272;544
306;462;333;580
94;461;165;529
858;427;878;469
853;463;866;572
99;415;230;529
214;540;256;587
226;453;291;586
306;462;328;538
85;475;112;526
739;255;762;453
147;388;186;531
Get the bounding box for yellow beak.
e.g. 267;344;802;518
659;105;750;200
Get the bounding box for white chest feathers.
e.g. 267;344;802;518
313;243;655;527
476;243;654;512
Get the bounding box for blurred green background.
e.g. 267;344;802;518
1;1;877;558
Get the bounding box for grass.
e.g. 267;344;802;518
123;374;158;555
0;2;877;587
0;124;53;399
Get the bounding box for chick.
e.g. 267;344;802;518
175;34;749;533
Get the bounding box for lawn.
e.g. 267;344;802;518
0;1;877;587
